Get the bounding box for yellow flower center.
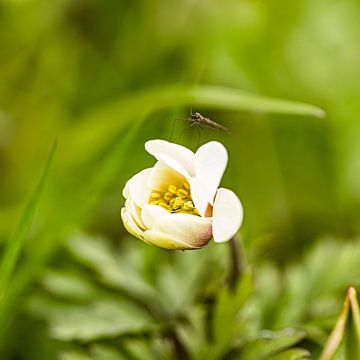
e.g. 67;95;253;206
148;182;200;216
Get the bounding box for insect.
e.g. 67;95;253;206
170;111;229;142
189;112;229;132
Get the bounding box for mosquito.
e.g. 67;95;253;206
170;111;229;142
189;112;229;132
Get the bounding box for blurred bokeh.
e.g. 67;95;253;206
1;0;360;359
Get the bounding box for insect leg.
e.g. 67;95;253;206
196;125;203;147
177;121;197;142
170;118;189;141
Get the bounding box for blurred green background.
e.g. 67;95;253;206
1;0;360;359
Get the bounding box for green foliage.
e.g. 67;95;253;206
319;287;360;360
19;235;359;359
0;142;56;337
268;349;311;360
0;142;56;295
1;0;360;358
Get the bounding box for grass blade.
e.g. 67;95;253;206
0;141;57;303
320;287;360;360
63;84;325;167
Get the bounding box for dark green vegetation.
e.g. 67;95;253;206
0;0;360;359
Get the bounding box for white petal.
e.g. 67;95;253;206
141;204;169;229
121;207;145;240
212;188;243;243
122;181;130;198
145;139;195;178
152;213;212;248
194;141;228;204
143;230;198;250
189;177;211;217
147;161;186;192
126;198;146;230
127;168;152;207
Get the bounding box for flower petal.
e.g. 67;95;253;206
194;141;228;204
141;204;169;229
126;198;146;230
122;181;130;198
143;230;198;250
145;139;195;178
152;213;212;248
189;177;211;217
147;161;186;192
121;207;145;240
212;188;243;243
127;168;152;207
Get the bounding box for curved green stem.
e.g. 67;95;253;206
228;235;243;291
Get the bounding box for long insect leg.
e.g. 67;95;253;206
196;125;203;147
170;118;189;141
177;121;197;142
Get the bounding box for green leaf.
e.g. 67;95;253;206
239;329;306;360
49;299;155;342
254;241;360;331
214;271;253;345
64;84;325;167
320;287;360;360
66;234;161;306
117;338;165;360
41;269;100;302
199;270;253;359
0;142;57;308
267;348;311;360
188;85;325;117
156;245;226;314
90;344;128;360
58;351;92;360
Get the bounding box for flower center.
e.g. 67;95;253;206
148;182;199;216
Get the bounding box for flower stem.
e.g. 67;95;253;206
228;235;243;291
167;329;190;360
204;295;215;343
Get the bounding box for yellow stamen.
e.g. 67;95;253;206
183;201;194;211
150;191;161;199
148;181;199;216
158;201;169;210
173;197;184;209
177;189;188;198
168;185;177;194
164;192;174;201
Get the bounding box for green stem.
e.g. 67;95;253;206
228;235;243;291
167;329;190;360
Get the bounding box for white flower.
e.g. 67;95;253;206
121;139;243;250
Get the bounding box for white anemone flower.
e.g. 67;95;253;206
121;139;243;250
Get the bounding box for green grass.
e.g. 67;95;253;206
0;0;359;358
0;141;57;336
